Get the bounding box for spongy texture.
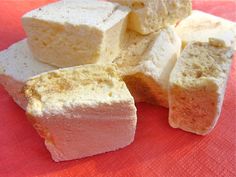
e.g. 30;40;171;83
109;0;192;34
169;39;234;135
0;39;56;109
114;26;181;107
24;64;137;162
25;64;134;117
176;10;236;50
22;0;129;67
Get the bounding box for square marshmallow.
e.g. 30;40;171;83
109;0;191;34
169;39;234;135
22;0;130;67
0;39;56;109
114;26;181;107
24;64;137;161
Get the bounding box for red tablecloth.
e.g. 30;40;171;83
0;1;235;177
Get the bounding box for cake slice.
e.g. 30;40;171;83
114;26;181;107
22;0;130;67
0;39;56;109
176;10;236;50
109;0;191;34
24;64;137;162
168;39;234;135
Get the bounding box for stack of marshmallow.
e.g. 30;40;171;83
0;0;235;162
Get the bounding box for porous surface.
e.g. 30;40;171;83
0;39;56;109
22;0;130;67
114;26;181;107
169;39;234;135
176;10;236;50
109;0;192;34
24;64;137;161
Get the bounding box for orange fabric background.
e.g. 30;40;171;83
0;1;235;177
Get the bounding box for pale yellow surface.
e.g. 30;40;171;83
22;0;129;67
109;0;192;34
114;26;181;107
176;10;236;50
169;40;234;135
24;64;137;162
25;64;133;117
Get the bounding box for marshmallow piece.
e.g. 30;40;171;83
24;64;137;162
168;39;234;135
109;0;191;34
176;10;236;50
0;39;56;109
22;0;130;67
114;26;181;107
